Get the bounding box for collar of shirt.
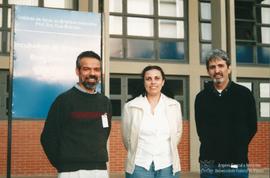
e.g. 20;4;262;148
75;83;97;94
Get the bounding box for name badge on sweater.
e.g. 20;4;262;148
101;113;109;128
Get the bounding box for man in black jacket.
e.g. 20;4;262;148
41;51;112;178
195;49;257;178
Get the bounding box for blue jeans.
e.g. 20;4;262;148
126;163;180;178
200;161;248;178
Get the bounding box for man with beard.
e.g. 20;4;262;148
195;49;257;178
41;51;112;178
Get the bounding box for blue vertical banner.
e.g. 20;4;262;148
11;5;102;119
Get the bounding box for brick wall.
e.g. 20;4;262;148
0;120;269;176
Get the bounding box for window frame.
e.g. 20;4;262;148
110;74;189;120
235;0;270;65
199;0;212;64
0;0;78;55
109;0;188;62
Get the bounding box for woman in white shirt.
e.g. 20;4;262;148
121;65;183;178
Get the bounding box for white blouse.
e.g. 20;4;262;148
134;95;172;171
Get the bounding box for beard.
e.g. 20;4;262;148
213;73;224;84
81;75;99;90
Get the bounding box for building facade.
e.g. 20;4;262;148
0;0;269;176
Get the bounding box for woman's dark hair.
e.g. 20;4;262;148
128;65;174;101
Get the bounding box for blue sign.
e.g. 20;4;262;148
12;5;102;119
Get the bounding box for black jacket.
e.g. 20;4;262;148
40;87;112;172
195;81;257;164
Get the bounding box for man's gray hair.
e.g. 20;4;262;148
205;49;231;69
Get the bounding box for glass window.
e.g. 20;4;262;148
8;0;38;5
237;82;252;91
0;8;2;27
235;21;254;40
111;99;121;116
110;0;122;13
44;0;74;9
159;41;184;60
127;39;154;59
127;0;153;15
262;0;270;4
128;78;141;95
110;78;121;94
235;1;254;20
159;20;184;39
110;16;122;35
7;32;10;52
8;8;11;28
158;0;184;17
260;83;270;98
110;75;188;118
110;38;123;58
236;0;270;65
200;2;211;20
261;7;270;24
201;43;212;63
257;46;270;64
237;78;270;120
201;23;212;41
236;43;254;63
109;0;186;61
166;79;183;95
260;27;270;44
260;102;270;117
0;32;2;53
127;17;153;37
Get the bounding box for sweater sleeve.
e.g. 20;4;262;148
121;103;130;150
40;97;62;170
107;98;112;139
194;94;203;141
246;91;257;143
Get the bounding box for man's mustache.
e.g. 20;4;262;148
85;75;98;80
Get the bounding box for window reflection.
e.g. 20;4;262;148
159;20;184;39
127;39;154;59
261;0;270;5
127;17;153;37
201;43;212;63
166;79;183;95
260;102;270;117
110;16;122;35
128;0;153;15
110;38;123;58
128;78;141;95
44;0;74;9
200;2;211;20
0;8;2;27
260;83;270;98
159;41;184;60
261;7;270;24
0;32;2;52
201;23;211;41
257;46;270;64
237;82;252;91
110;78;121;94
110;0;122;13
261;27;270;44
235;1;254;20
158;0;183;17
111;99;121;116
8;0;38;5
236;44;254;63
235;21;254;40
